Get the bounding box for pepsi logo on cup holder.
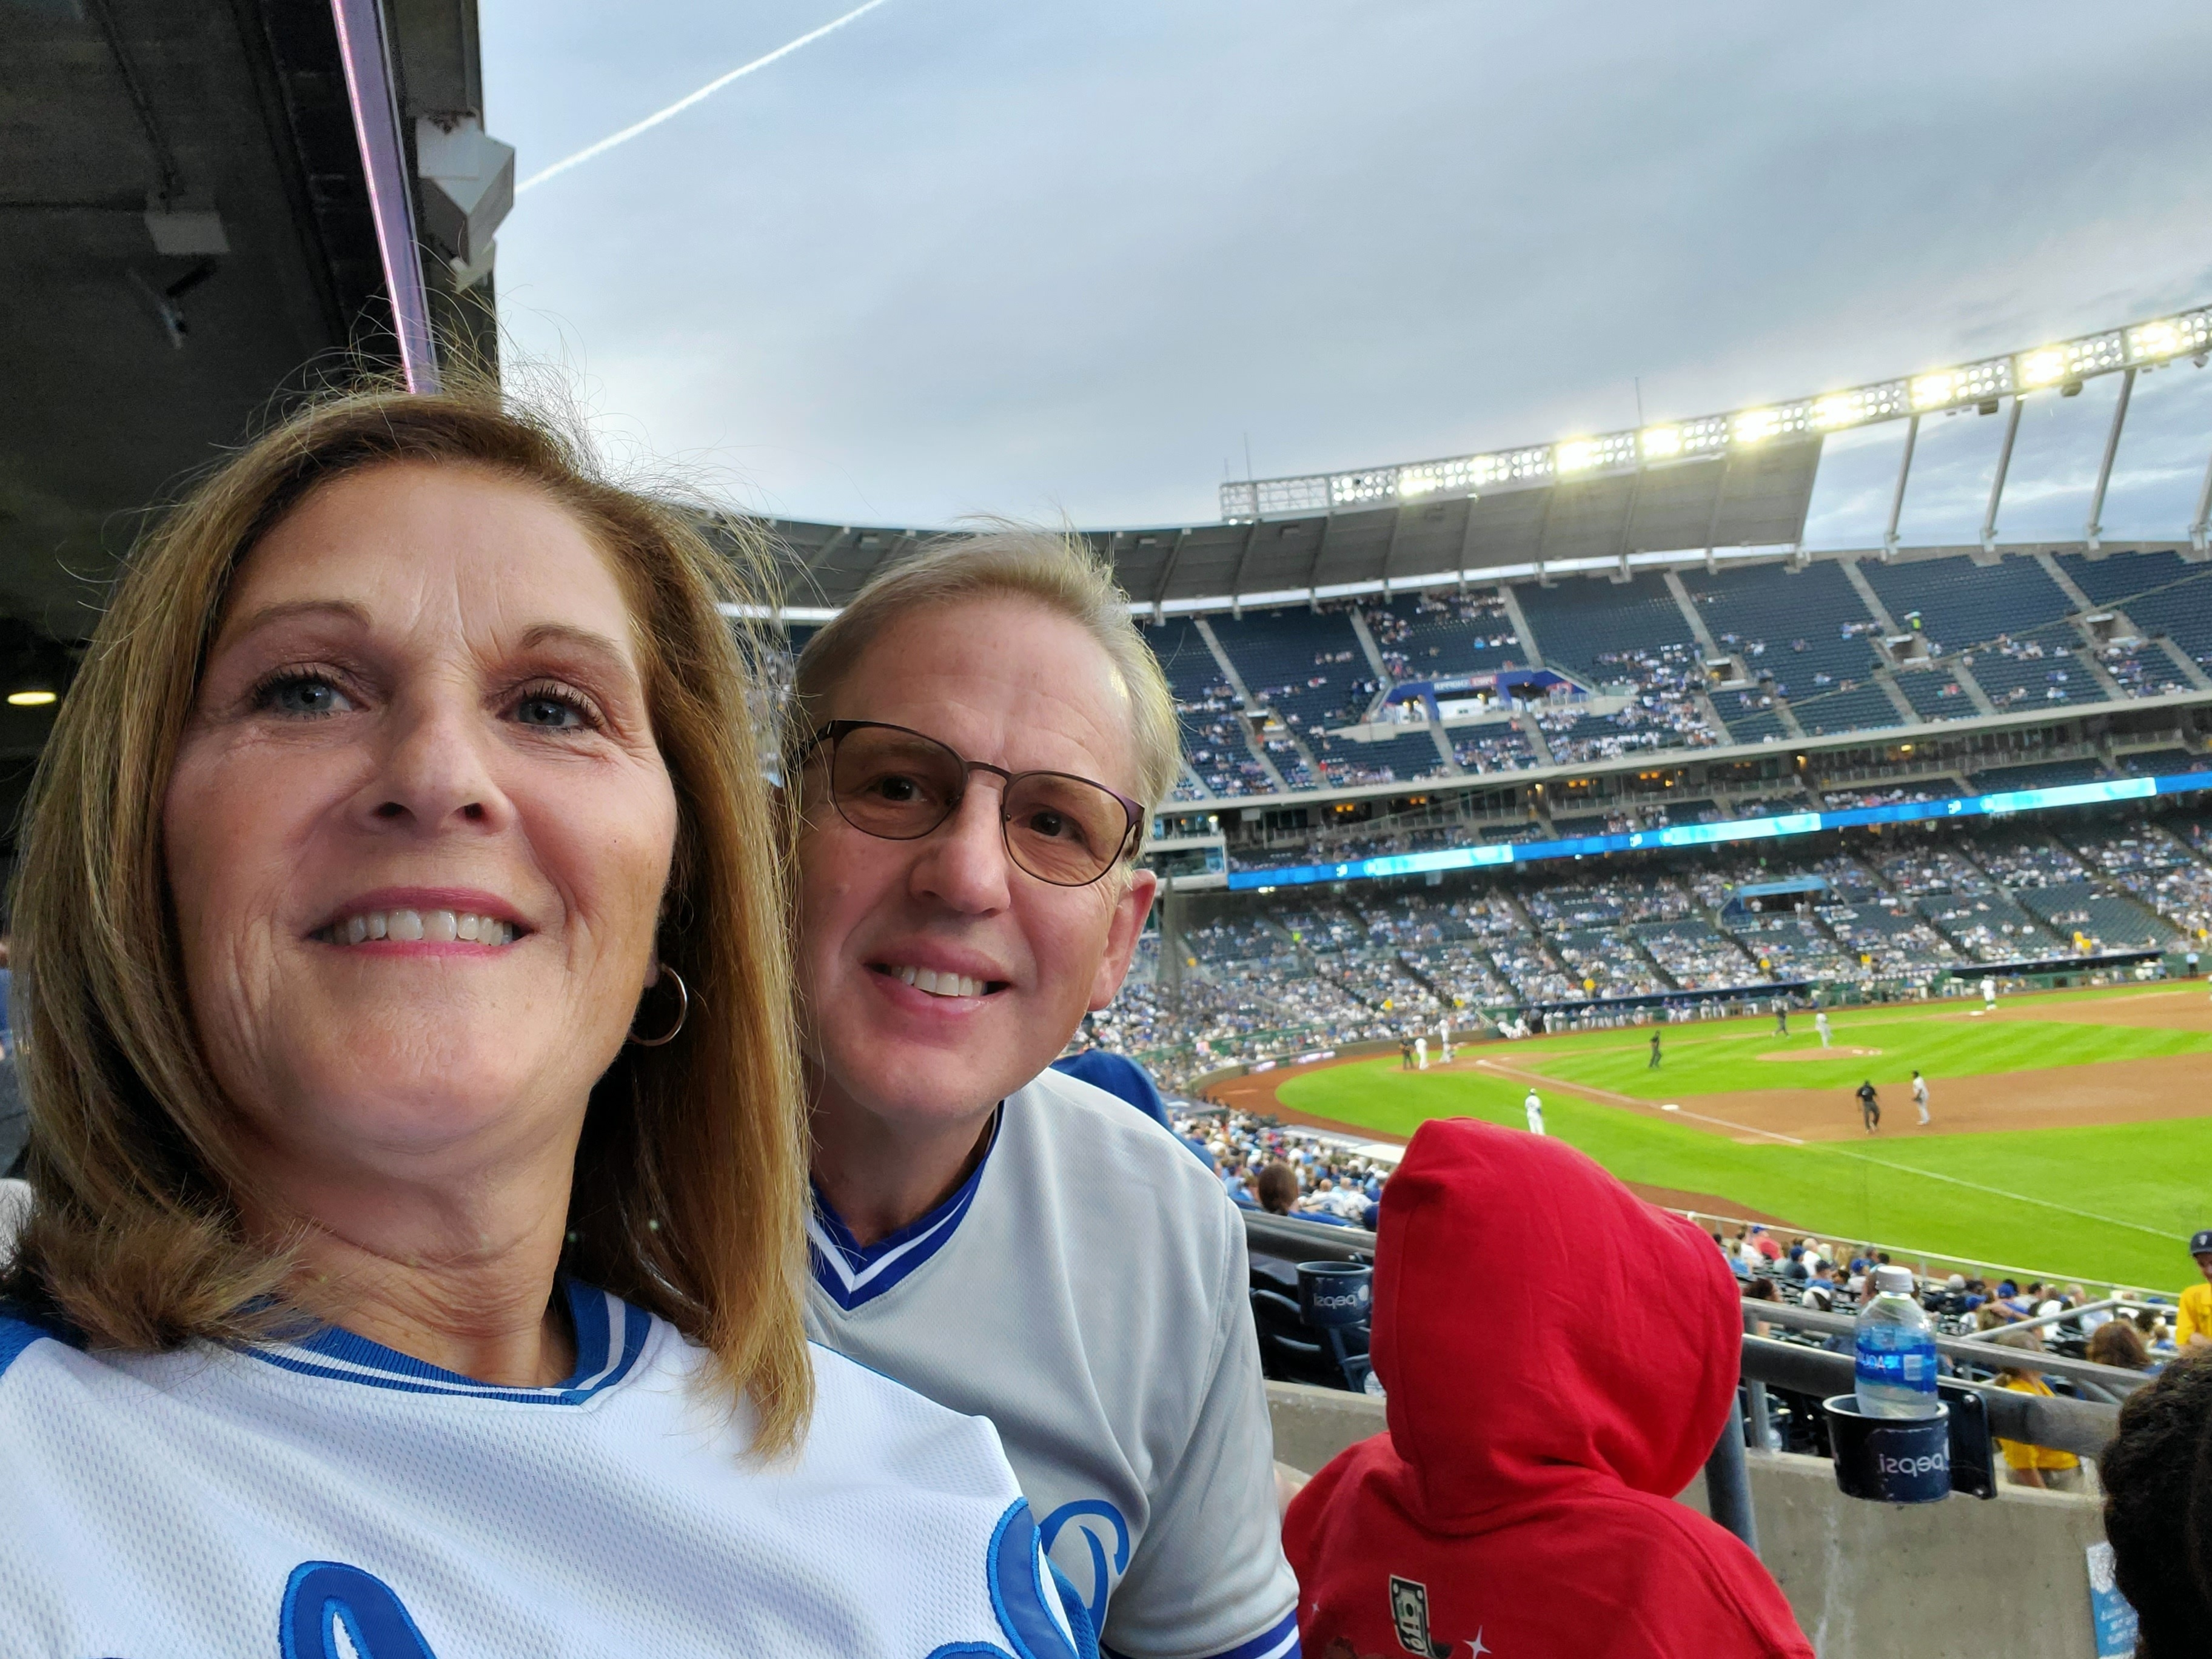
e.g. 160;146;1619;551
1296;1262;1373;1329
1823;1395;1953;1504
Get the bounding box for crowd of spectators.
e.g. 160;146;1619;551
1173;1107;1390;1229
1103;816;2205;1079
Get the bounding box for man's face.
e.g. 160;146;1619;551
2196;1252;2212;1285
794;597;1158;1135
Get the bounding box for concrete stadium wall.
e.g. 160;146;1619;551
1267;1383;2110;1659
1677;1450;2106;1659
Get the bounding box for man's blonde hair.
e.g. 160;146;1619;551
788;528;1181;835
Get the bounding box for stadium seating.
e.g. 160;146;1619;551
2060;549;2212;671
1147;615;1271;798
2012;882;2174;953
1675;560;1903;737
1116;800;2212;1076
1364;591;1522;677
788;548;2207;809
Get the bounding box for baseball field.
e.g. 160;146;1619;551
1210;982;2212;1293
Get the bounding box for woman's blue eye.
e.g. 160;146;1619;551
267;678;349;717
517;695;584;729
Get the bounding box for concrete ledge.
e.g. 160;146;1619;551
1265;1380;1384;1475
1267;1390;2111;1659
1677;1450;2105;1659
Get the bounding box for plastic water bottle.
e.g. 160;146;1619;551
1854;1265;1939;1418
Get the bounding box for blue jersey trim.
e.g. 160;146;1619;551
1191;1608;1302;1659
0;1309;64;1379
243;1280;650;1406
808;1112;997;1312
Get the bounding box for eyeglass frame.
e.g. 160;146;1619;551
792;719;1146;888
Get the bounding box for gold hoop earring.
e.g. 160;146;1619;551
628;966;689;1047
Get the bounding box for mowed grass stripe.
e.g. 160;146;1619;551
1278;1059;2210;1289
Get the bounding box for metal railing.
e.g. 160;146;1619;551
1737;1335;2120;1461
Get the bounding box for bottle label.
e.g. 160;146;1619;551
1856;1329;1938;1392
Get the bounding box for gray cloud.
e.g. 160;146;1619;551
484;0;2212;532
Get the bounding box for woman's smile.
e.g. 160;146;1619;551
307;886;532;951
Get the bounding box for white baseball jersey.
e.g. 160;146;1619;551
806;1068;1299;1659
0;1278;1092;1658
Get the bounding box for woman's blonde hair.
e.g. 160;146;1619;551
788;527;1181;834
3;381;814;1453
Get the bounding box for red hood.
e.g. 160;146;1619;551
1372;1116;1742;1519
1282;1118;1811;1659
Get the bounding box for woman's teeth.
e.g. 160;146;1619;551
892;965;987;997
318;910;517;947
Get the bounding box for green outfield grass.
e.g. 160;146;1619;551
1470;999;2212;1102
1278;995;2212;1291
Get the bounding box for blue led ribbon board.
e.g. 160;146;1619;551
1224;773;2193;891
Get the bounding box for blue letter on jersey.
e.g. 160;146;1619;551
280;1562;438;1659
1037;1500;1129;1624
987;1503;1094;1659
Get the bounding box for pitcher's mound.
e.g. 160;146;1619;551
1757;1045;1883;1061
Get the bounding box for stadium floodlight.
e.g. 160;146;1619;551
2062;331;2125;381
1676;415;1732;454
1219;300;2212;520
1912;357;2009;411
2128;312;2212;363
1812;381;1907;429
2017;347;2068;389
1732;408;1781;444
1555;433;1637;475
1909;374;1955;411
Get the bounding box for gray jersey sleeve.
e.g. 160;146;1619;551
1097;1187;1299;1659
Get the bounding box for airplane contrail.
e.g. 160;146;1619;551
516;0;900;194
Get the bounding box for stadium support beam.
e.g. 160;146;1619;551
1701;454;1733;558
1376;506;1405;599
2085;366;2136;551
1304;515;1334;596
1227;520;1261;612
1981;396;2023;554
1150;528;1188;615
1883;415;1918;560
2193;444;2212;556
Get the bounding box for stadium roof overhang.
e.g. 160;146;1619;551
753;299;2212;619
757;435;1823;617
1;0;501;648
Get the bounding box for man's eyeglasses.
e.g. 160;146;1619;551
797;720;1143;888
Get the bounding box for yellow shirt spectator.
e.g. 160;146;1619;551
1996;1374;2080;1474
2178;1281;2212;1347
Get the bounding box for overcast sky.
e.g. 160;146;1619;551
482;1;2212;542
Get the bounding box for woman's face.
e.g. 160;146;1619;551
164;463;677;1202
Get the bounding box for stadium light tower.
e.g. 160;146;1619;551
1220;303;2212;528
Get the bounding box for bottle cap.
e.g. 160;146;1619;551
1873;1265;1915;1296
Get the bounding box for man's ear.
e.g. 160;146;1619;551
1088;865;1159;1013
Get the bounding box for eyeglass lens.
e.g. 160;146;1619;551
827;724;1130;886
